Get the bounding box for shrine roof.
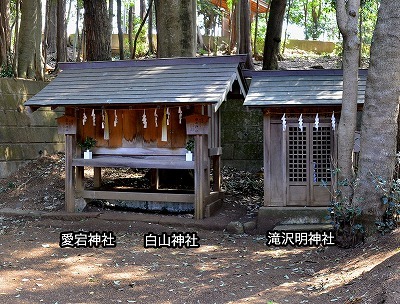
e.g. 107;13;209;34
243;69;367;108
25;55;247;110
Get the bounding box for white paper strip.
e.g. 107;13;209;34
314;113;319;130
298;114;303;132
166;107;170;126
331;112;336;131
154;109;158;127
142;109;147;129
104;111;109;140
281;113;286;132
114;110;118;127
91;109;96;126
161;108;167;142
83;110;87;126
178;107;182;124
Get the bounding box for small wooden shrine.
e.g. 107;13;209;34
244;69;367;207
26;55;247;219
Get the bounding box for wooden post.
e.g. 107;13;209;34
94;167;101;189
65;134;75;212
212;155;221;192
282;119;287;206
150;169;159;190
264;112;271;206
76;166;84;193
194;134;204;219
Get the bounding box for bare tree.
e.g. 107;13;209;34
336;0;360;199
155;0;196;58
353;0;400;231
83;0;111;61
263;0;287;70
0;0;11;67
117;0;124;59
17;0;43;80
238;0;254;69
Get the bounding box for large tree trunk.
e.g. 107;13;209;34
116;0;124;59
336;0;360;200
262;0;287;70
17;0;43;79
147;0;154;54
44;0;57;58
128;5;134;57
83;0;111;61
155;0;196;58
0;0;11;67
56;0;67;65
353;0;400;230
238;0;254;69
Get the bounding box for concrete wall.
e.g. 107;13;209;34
221;99;263;172
0;79;64;179
285;39;336;54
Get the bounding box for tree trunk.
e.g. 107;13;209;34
128;5;134;57
336;0;360;200
12;0;20;77
155;0;196;58
117;0;124;59
83;0;111;61
140;0;146;20
56;0;67;65
17;0;42;79
263;0;287;70
148;0;154;54
353;0;400;229
0;0;11;67
229;4;237;52
238;0;254;69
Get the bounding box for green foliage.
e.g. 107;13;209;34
185;138;195;152
78;136;97;151
197;0;224;36
322;167;365;248
0;65;13;78
287;0;338;41
371;171;400;234
251;13;267;55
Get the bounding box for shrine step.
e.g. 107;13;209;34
273;223;333;232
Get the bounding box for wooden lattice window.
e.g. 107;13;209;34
288;126;308;182
312;126;331;183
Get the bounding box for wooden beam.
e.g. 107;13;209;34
65;134;75;212
94;167;101;189
79;190;195;203
194;134;205;219
264;113;271;206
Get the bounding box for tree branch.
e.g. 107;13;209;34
336;0;348;35
132;0;153;59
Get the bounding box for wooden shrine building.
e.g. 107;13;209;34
25;55;247;219
244;69;367;208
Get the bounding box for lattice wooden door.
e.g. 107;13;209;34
287;123;332;206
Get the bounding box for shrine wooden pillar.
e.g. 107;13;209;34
57;108;77;212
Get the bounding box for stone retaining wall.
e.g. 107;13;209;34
0;78;64;179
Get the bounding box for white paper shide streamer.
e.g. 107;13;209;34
154;109;158;127
91;109;96;126
142;109;147;129
101;110;105;129
314;113;319;130
298;114;303;132
114;110;118;127
331;111;336;131
166;107;170;126
83;110;87;126
281;113;287;131
178;107;182;124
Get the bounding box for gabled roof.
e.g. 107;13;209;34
25;55;247;110
243;69;367;108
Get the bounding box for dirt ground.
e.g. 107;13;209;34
0;154;399;304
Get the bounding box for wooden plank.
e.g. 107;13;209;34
72;156;195;170
65;134;75;212
143;108;158;143
94;167;101;189
79;190;195;203
76;166;84;193
270;123;284;206
122;109;137;142
93;147;187;156
170;107;187;148
194;135;204;219
264;114;271;206
109;110;123;147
